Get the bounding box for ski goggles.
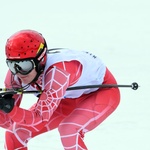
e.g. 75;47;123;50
6;59;36;75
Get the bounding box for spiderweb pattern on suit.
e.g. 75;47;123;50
34;66;70;123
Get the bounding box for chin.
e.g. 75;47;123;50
22;81;30;84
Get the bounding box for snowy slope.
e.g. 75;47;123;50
0;0;150;149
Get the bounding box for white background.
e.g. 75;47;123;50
0;0;150;149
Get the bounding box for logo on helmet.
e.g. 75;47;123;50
37;43;47;61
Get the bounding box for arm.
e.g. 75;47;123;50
8;66;70;131
0;70;22;129
7;60;82;131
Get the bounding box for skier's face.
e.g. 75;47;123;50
16;68;37;84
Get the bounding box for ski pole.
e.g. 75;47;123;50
0;82;139;95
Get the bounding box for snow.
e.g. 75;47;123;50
0;0;150;149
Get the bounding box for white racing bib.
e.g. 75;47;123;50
43;48;106;98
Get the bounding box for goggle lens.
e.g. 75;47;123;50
6;59;35;75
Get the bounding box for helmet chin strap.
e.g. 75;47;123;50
31;69;42;83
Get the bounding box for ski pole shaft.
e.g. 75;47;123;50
67;82;138;90
0;90;42;96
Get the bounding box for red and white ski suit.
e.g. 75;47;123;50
0;49;120;150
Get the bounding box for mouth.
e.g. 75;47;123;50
18;75;28;79
18;75;30;84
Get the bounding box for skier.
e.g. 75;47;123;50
0;29;120;150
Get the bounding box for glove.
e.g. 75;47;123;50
0;94;15;113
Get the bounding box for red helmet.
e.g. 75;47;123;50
5;30;48;78
5;29;47;60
